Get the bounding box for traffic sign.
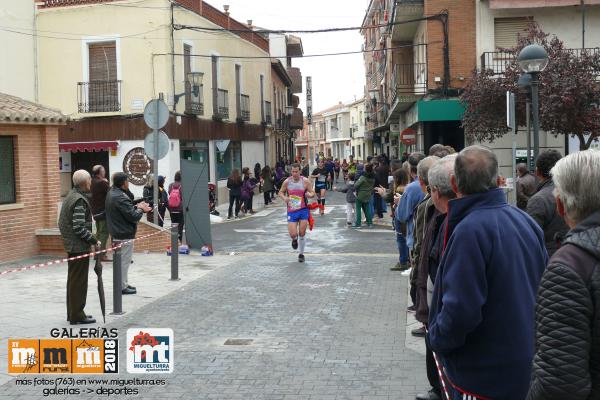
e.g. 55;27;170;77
143;99;169;130
144;130;169;160
400;128;416;145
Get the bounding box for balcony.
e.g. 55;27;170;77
481;48;600;75
213;88;229;120
392;63;427;102
239;94;250;122
289;108;304;129
77;80;121;113
184;84;204;115
263;101;272;125
391;0;424;42
287;67;303;94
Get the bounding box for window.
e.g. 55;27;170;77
87;41;119;112
216;141;242;180
0;137;16;204
357;145;361;158
494;17;532;49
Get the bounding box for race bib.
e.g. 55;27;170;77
288;195;302;210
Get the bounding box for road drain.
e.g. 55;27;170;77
224;339;253;345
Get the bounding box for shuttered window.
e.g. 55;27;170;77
0;137;16;204
88;42;118;112
494;17;532;49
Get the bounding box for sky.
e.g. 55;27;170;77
204;0;368;113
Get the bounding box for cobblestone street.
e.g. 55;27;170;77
1;192;427;399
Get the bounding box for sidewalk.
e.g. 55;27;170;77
0;252;236;386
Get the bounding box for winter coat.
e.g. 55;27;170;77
428;188;548;399
261;172;274;192
227;178;242;197
527;210;600;400
395;178;424;250
516;172;538;210
142;185;154;207
90;177;109;220
354;173;375;203
58;188;97;254
412;194;433;282
374;164;389;188
415;203;442;324
336;181;356;203
241;177;256;200
526;178;570;257
105;186;144;240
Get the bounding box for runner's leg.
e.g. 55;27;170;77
298;219;308;262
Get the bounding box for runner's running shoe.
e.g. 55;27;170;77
298;254;305;263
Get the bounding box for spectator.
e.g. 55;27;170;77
261;166;275;206
241;167;256;215
526;150;569;256
428;144;445;156
394;152;426;293
410;155;439;335
387;168;410;271
168;171;184;241
414;155;457;400
353;163;375;228
428;146;547;399
157;176;168;227
254;162;261;181
374;156;389;219
143;174;155;223
90;165;110;262
226;169;243;220
516;163;537;210
527;149;600;400
59;170;101;325
105;172;151;295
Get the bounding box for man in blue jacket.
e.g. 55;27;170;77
428;145;547;400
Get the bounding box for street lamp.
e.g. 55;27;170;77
173;72;204;109
517;73;533;171
518;44;549;161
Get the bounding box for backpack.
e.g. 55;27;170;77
169;185;182;209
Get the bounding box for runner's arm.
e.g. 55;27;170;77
278;179;289;203
305;179;315;198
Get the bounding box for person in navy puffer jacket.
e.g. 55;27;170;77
428;145;548;400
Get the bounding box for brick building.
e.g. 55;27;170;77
0;93;65;263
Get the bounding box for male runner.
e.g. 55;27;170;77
311;159;329;215
279;163;315;263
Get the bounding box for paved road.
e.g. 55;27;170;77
1;191;427;400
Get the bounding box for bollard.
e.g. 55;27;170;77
111;243;124;315
170;223;180;281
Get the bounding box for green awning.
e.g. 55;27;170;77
417;99;464;122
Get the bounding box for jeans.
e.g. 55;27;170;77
395;220;409;264
228;194;241;217
369;195;375;218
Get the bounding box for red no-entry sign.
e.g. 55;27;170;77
400;128;416;145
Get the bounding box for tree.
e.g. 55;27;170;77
461;24;600;150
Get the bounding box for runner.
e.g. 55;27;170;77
311;159;329;216
279;163;315;263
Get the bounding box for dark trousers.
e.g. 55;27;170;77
374;192;385;218
66;253;90;322
171;211;184;241
264;191;271;205
425;329;442;394
228;194;241;217
244;195;253;212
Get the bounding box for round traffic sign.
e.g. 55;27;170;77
143;99;170;130
144;130;170;160
400;128;417;145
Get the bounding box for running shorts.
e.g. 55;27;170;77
287;208;310;222
315;182;327;191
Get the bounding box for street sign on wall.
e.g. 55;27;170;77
400;128;416;145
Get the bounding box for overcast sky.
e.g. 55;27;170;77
205;0;367;113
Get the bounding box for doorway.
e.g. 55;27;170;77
71;151;109;180
423;121;465;153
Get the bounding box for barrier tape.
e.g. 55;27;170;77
426;327;451;400
0;206;172;278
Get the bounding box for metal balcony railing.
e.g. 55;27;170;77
240;94;250;121
185;84;204;115
78;80;121;113
392;63;428;102
481;48;600;75
213;88;229;119
263;101;272;124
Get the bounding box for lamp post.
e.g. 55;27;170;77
517;73;532;171
517;44;549;162
173;72;204;111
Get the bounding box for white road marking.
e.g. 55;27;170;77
357;229;394;233
234;229;267;233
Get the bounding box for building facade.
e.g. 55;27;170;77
35;0;303;204
348;98;369;161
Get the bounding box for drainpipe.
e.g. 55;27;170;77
33;1;39;102
170;2;176;111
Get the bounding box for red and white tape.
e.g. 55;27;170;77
1;208;171;277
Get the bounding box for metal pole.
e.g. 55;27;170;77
531;74;541;162
510;93;517;206
111;244;124;315
582;0;586;49
526;101;532;171
153;94;162;225
170;223;180;281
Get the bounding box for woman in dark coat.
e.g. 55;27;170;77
226;169;243;220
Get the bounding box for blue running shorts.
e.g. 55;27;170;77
287;208;310;222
